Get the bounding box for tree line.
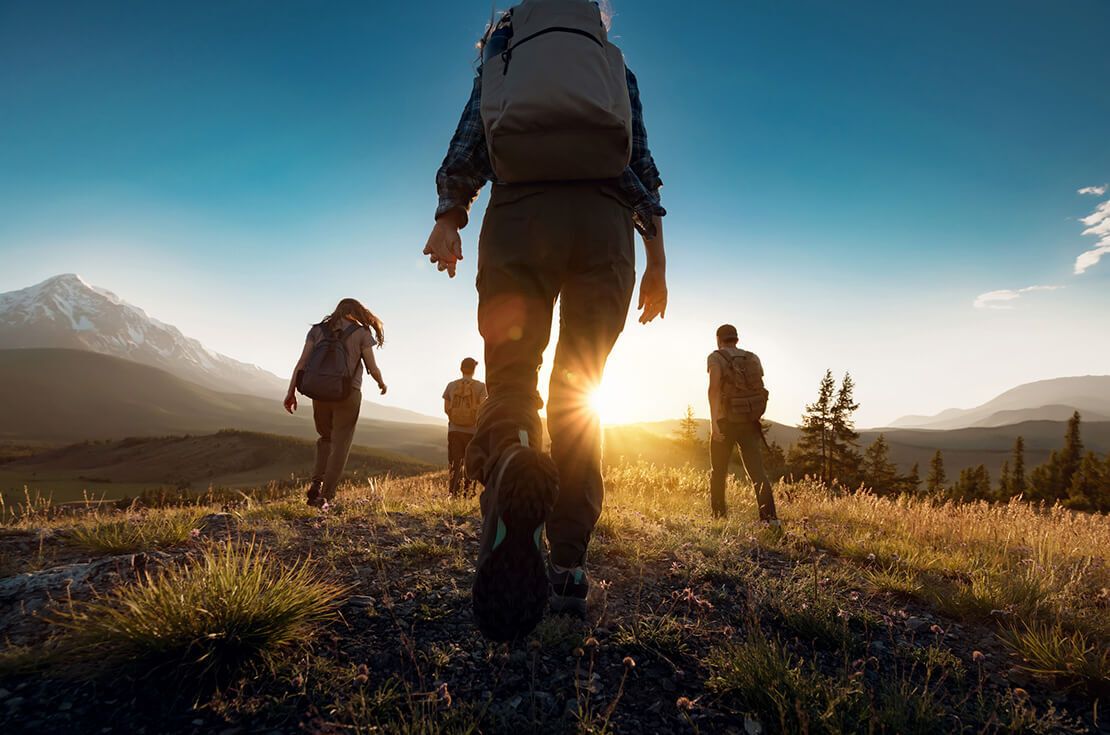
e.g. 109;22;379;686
757;371;1110;513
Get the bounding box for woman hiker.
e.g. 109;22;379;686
284;298;387;507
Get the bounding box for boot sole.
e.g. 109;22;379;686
472;456;554;641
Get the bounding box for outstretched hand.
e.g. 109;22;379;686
637;263;668;324
423;219;463;278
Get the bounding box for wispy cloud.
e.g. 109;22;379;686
973;285;1062;310
1077;184;1107;196
1075;196;1110;274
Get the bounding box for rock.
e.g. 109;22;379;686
904;617;927;632
0;688;9;701
196;513;236;538
6;696;24;709
744;716;764;734
0;552;173;639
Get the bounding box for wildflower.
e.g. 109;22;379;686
436;682;453;707
584;636;599;649
1012;687;1029;699
676;696;694;711
848;591;860;602
528;639;542;651
972;650;986;663
866;553;876;562
354;663;369;684
930;624;944;635
321;500;331;513
622;656;636;669
190;528;201;539
573;647;585;658
292;674;305;688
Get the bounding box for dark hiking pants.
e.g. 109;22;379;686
312;389;361;499
710;420;777;521
448;430;475;496
464;181;636;569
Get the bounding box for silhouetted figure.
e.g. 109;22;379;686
443;357;487;496
422;0;668;640
707;324;777;522
285;298;387;507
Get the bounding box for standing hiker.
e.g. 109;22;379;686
443;357;488;496
707;324;778;522
423;0;668;640
284;298;387;507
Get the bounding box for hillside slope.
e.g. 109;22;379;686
0;349;445;463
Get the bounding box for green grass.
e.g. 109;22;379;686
68;509;202;553
50;540;347;682
1002;621;1110;695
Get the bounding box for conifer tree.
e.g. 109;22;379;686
797;370;837;482
1066;452;1108;512
926;450;946;494
1010;436;1026;497
902;462;921;494
862;434;898;494
951;464;991;502
829;373;862;486
998;460;1011;498
676;405;701;450
1059;411;1084;490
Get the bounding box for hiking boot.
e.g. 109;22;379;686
547;559;589;618
472;444;557;641
306;480;324;507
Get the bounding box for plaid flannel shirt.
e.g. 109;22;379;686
434;66;666;239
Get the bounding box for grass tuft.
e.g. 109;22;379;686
68;509;202;553
51;540;346;683
1002;621;1110;694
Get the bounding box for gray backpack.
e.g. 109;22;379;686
716;349;769;423
296;323;361;401
479;0;632;183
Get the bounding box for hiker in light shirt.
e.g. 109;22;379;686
443;357;488;496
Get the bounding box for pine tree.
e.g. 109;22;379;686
901;462;921;494
951;464;992;502
828;373;862;486
796;370;837;483
926;450;946;494
862;434;898;495
1059;411;1084;490
1010;436;1026;497
676;405;701;450
998;460;1011;498
1066;452;1108;512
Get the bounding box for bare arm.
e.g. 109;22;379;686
708;360;722;438
637;216;668;324
362;345;386;395
283;339;314;413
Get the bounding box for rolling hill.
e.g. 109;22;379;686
0;430;431;503
890;375;1110;430
0;274;436;424
0;349;446;463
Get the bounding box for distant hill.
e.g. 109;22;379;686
611;417;1110;481
890;376;1110;430
0;349;446;463
0;274;436;424
0;430;432;503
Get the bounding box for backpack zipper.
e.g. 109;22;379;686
500;26;603;75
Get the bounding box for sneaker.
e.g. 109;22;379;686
472;444;557;641
547;559;589;618
306;480;324;507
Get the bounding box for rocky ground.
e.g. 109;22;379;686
0;472;1105;734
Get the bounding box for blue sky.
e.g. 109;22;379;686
1;0;1108;426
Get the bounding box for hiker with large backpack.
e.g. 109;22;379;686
707;324;778;522
422;0;668;640
284;298;387;507
443;357;488;496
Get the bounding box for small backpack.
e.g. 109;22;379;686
448;379;480;427
296;323;362;402
716;349;769;423
479;0;632;183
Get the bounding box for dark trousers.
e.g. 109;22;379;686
312;389;362;499
710;420;777;521
448;430;475;496
465;182;636;568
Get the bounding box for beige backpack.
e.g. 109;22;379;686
449;380;480;427
716;350;769;423
480;0;632;183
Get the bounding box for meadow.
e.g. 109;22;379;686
0;462;1106;733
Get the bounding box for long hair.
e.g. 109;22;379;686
322;298;385;347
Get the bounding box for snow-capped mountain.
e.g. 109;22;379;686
0;274;285;397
